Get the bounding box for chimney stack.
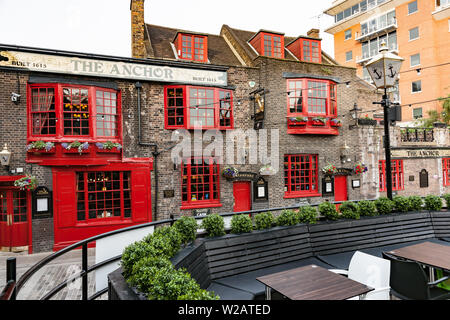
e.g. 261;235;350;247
130;0;146;58
307;28;320;39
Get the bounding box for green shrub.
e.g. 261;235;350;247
276;209;300;226
254;211;275;230
408;196;423;212
442;193;450;209
128;256;218;300
297;206;317;224
357;200;378;217
393;196;410;213
121;241;158;279
173;216;198;245
143;226;182;258
424;195;442;211
318;201;339;220
201;214;225;237
339;201;360;220
230;214;253;234
374;197;395;215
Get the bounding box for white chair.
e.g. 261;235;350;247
330;251;391;300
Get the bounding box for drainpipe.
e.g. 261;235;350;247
135;82;159;220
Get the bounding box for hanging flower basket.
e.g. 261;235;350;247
14;175;37;191
322;163;337;175
259;164;276;176
222;166;238;179
26;141;55;153
96;142;122;153
353;163;368;175
61;141;90;154
330;119;342;127
311;117;327;126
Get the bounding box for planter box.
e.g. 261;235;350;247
311;121;326;126
330;121;342;127
96;146;121;153
27;148;55;154
62;147;90;154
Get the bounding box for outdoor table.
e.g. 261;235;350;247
256;264;373;300
386;241;450;282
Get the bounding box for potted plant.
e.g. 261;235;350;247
358;115;378;126
311;116;327;126
14;175;37;191
61;141;90;154
353;162;368;175
26;141;55;153
222;166;238;179
259;164;276;175
330;118;342;127
95;141;122;153
322;163;337;175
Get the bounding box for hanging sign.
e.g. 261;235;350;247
0;50;227;86
391;148;450;159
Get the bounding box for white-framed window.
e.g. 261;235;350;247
345;29;352;40
409;27;419;41
412;80;422;93
345;50;353;61
408;0;418;14
410;53;421;67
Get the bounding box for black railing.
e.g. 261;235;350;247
1;199;376;301
400;128;434;143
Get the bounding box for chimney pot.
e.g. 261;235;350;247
307;28;320;39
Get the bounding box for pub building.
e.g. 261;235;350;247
1;0;449;254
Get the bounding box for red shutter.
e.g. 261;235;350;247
54;170;77;228
131;168;151;223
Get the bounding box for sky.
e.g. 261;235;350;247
0;0;335;58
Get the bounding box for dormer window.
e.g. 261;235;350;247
174;33;208;62
249;31;285;59
286;37;322;63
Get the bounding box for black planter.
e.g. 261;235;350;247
357;118;378;126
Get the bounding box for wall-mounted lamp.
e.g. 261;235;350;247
11;92;21;105
0;144;12;168
340;142;352;164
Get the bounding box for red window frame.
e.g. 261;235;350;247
180;157;222;209
301;39;321;63
379;160;404;191
164;85;234;130
284;154;320;198
76;171;131;222
443;158;450;186
262;33;284;58
286;79;338;118
175;33;208;62
27;83;122;144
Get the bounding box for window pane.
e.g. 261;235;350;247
166;87;185;127
96;90;119;137
31;87;56;135
63;87;90;136
182;158;219;203
412;80;422;92
408;0;418;14
410;53;420;67
409;27;419;40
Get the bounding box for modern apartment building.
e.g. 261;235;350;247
324;0;450;123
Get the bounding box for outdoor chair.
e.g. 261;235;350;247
382;252;450;300
329;251;391;300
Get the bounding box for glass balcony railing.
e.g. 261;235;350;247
356;43;398;64
355;17;397;41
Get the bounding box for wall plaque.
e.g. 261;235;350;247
32;186;52;219
193;208;210;217
163;189;175;198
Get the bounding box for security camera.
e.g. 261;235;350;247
11;92;21;104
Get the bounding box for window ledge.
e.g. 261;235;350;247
284;192;322;199
180;202;223;210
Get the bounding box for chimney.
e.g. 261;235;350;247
130;0;146;58
307;28;320;39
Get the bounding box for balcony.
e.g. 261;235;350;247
356;44;398;64
399;128;435;146
432;3;450;20
355;20;397;42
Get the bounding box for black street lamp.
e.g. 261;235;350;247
366;41;403;200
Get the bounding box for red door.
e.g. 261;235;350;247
0;189;30;252
233;182;251;212
334;176;348;210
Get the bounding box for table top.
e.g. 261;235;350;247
256;264;373;300
387;241;450;272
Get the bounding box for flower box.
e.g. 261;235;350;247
27;148;56;154
26;141;55;154
311;120;326;126
288;117;308;127
61;142;90;154
95;142;122;153
330;119;342;127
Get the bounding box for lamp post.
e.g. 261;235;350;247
365;41;403;200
